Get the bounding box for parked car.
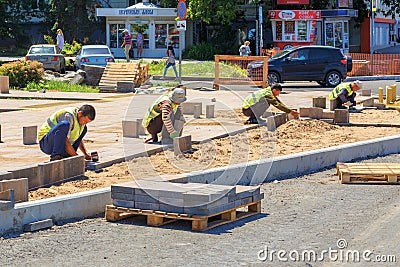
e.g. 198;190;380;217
74;45;115;70
25;44;66;73
247;45;353;87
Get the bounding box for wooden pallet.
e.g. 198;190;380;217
337;162;400;184
105;200;261;231
98;63;139;92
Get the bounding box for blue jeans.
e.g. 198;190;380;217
39;121;87;157
163;62;178;78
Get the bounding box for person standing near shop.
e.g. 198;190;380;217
136;31;144;58
56;29;64;52
121;29;132;62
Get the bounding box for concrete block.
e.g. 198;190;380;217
274;113;287;127
322;111;335;119
0;171;13;182
363;98;375;107
312;97;326;108
63;155;85;180
134;194;158;203
173;135;192;155
193;104;201;118
112;199;135;208
0;178;28;203
374;103;386;109
116;81;134;93
136;119;146;135
158;196;184;206
0;200;14;210
135;201;160;211
299;107;323;119
111;192;135;201
206;105;215;118
23;219;53;232
122;120;138;138
111;182;137;195
334;109;349;123
235;185;261;200
267;116;276;131
262;111;274;118
330;99;338;111
11;165;39;189
181;102;202;115
0;188;14;201
252;193;265;202
0;76;9;94
0;124;2;143
38;160;64;187
159;203;184;213
361;89;372;96
23;125;37;145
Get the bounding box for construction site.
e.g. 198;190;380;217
1;70;400;265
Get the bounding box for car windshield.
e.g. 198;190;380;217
270;47;300;59
83;48;110;55
29;47;55;54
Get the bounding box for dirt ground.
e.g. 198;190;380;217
29;109;400;201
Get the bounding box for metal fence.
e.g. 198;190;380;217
347;53;400;76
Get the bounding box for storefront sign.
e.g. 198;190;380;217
269;10;321;20
277;0;309;4
118;9;154;16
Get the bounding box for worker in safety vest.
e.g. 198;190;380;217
329;80;362;110
38;105;96;161
242;83;299;124
143;87;186;143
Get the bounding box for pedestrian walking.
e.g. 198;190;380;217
121;29;132;62
161;44;178;80
56;29;64;52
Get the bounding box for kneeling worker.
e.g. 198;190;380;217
38;104;96;161
143;88;187;143
329;80;362;109
242;83;299;124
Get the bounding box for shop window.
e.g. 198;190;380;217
284;21;295;41
130;24;150;49
297;21;307;41
276;21;282;41
155;23;179;49
110;24;125;48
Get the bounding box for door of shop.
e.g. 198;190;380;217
325;21;349;53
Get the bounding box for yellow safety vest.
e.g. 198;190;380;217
242;87;273;109
329;83;353;100
142;94;179;128
38;107;84;143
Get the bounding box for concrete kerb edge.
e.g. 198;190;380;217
2;135;400;236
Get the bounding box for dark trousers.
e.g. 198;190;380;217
242;99;270;119
146;109;184;142
332;98;356;110
39;121;87;157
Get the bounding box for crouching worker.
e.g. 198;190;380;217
38;105;96;161
242;83;299;124
329;80;362;110
143;88;187;144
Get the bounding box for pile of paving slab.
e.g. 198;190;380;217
111;180;264;216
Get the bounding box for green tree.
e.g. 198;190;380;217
380;0;400;18
188;0;236;25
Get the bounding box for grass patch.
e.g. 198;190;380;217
25;80;99;93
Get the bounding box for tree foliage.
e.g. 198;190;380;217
380;0;400;18
188;0;237;25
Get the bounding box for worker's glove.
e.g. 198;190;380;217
343;101;352;107
169;131;179;139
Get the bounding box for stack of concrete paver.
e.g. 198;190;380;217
111;180;264;216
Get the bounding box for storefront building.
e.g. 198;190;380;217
96;1;190;58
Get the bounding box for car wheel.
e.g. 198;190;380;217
325;71;342;87
61;66;66;74
268;71;280;85
317;81;327;87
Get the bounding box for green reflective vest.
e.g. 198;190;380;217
242;87;273;109
329;83;353;100
38;107;84;143
142;94;179;128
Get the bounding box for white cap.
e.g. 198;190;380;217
123;29;129;33
354;80;363;89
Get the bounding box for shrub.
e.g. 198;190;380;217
63;41;82;55
0;60;44;88
183;43;223;61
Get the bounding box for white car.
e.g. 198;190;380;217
74;45;115;70
25;44;66;73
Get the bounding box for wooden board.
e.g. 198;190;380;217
337;162;400;184
98;63;148;92
105;200;262;231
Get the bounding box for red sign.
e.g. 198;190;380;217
177;0;187;20
268;10;321;20
277;0;309;4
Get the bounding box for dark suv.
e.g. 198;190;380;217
247;46;352;87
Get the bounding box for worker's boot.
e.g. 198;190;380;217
50;155;63;161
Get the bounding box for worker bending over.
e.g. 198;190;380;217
38;104;96;161
242;83;299;124
329;80;363;110
143;87;187;143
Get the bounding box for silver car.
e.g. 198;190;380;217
25;44;66;73
74;45;115;70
